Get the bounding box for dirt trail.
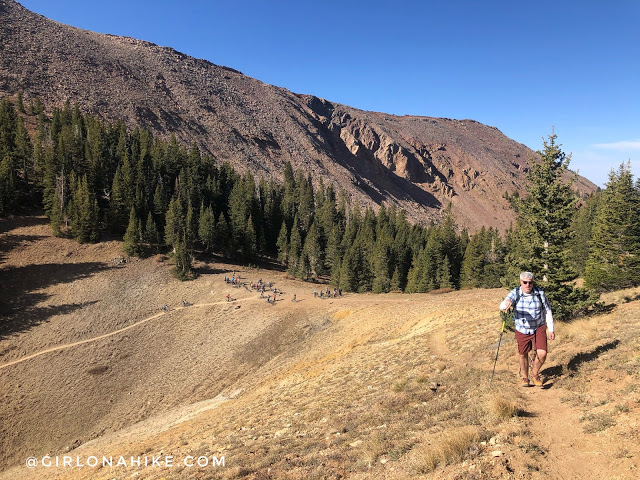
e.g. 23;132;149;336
0;298;254;371
520;387;606;478
480;324;640;479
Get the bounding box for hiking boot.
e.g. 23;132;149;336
521;377;530;387
532;374;543;387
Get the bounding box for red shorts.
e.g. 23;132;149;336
515;325;548;355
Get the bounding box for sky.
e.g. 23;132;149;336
17;0;640;187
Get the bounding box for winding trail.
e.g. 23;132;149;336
0;298;252;371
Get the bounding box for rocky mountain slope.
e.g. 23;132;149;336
0;0;596;231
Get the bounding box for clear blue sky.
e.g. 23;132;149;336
18;0;640;187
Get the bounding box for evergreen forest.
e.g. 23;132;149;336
1;96;639;320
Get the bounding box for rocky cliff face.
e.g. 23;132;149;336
0;0;596;231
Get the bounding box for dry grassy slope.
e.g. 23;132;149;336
1;217;639;479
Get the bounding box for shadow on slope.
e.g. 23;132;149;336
0;215;49;235
0;262;112;339
0;233;47;264
541;339;621;380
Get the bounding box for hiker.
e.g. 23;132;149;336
162;304;169;312
226;293;231;302
500;271;555;387
292;294;296;302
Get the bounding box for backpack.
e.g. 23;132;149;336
512;286;544;310
500;286;545;331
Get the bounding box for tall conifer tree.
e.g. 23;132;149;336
507;133;598;320
585;162;640;290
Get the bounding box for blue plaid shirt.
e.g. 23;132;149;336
505;287;552;335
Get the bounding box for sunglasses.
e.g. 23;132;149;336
521;280;533;285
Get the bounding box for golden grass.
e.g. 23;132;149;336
488;394;519;421
559;317;600;345
410;426;481;474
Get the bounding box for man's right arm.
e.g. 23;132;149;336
500;290;516;311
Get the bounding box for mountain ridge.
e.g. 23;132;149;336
0;0;597;231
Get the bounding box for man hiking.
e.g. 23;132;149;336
500;271;555;387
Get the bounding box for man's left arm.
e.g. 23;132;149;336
543;293;555;341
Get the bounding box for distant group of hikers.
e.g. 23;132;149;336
313;287;342;299
224;274;240;286
249;277;275;303
223;275;286;304
161;299;191;311
221;274;347;305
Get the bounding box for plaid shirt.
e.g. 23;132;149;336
506;287;552;335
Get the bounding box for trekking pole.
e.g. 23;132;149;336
489;313;507;389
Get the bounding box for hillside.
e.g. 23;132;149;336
0;0;597;232
1;216;639;479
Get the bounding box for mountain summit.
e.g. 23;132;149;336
0;0;596;230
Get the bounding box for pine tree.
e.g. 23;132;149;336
0;154;15;216
109;166;128;234
437;204;463;287
276;220;289;265
16;91;25;113
390;266;401;291
392;210;412;291
123;206;143;256
185;201;197;249
287;215;302;276
302;221;323;278
339;239;371;292
173;233;192;280
325;222;344;277
198;204;216;252
585;162;640;290
405;248;428;293
567;192;600;276
245;214;258;260
483;228;506;287
152;182;167;227
507;132;598;320
213;214;232;256
461;227;486;288
70;175;99;243
437;255;453;289
297;171;315;233
372;226;393;293
164;196;185;248
228;177;248;258
144;212;160;247
281;161;297;228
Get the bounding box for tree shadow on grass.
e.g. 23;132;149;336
566;339;620;372
0;233;47;264
540;339;621;380
0;262;113;339
0;300;100;340
0;215;49;235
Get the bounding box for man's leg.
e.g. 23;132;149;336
519;353;529;380
532;350;547;376
531;325;549;386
